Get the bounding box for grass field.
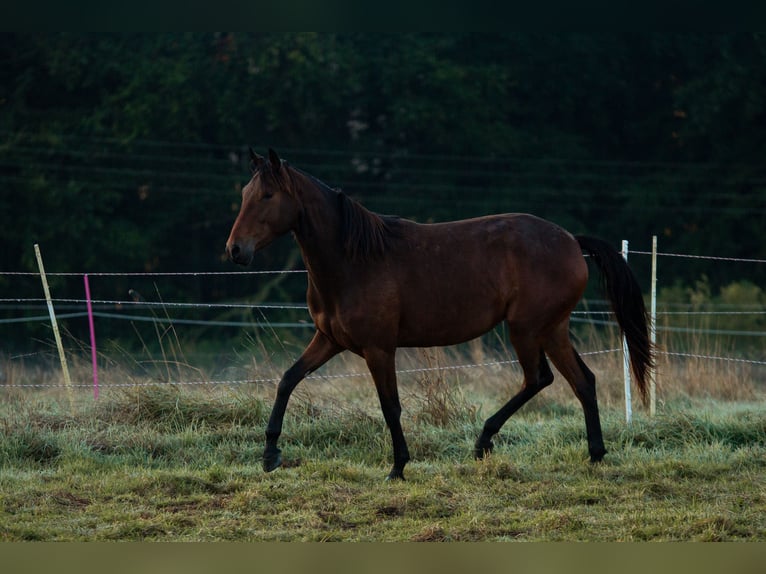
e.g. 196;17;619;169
1;343;764;542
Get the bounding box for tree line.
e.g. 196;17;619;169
1;33;764;348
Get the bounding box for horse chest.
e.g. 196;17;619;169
308;291;398;353
310;311;366;353
307;292;354;350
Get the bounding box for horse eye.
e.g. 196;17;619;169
262;191;274;200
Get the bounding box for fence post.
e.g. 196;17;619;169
621;239;632;424
34;244;74;408
650;235;658;416
83;273;99;400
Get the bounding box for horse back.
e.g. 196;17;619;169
340;213;588;348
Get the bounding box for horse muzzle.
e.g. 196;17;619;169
226;240;254;266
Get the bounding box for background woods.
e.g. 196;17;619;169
1;33;765;351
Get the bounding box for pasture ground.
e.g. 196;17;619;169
1;353;764;542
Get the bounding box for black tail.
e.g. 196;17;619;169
576;235;654;404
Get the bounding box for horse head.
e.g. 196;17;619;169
225;148;301;265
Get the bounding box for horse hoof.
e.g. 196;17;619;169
589;449;607;463
262;449;283;473
385;471;405;482
473;440;494;460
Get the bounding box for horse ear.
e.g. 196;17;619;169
268;148;282;173
249;147;265;173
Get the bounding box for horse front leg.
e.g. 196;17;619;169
263;331;341;472
365;347;410;480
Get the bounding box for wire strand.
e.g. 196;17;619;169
629;250;766;264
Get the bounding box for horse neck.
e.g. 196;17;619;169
289;170;348;280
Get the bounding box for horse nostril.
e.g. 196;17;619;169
227;241;253;266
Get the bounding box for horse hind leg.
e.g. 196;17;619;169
474;342;554;459
543;324;607;462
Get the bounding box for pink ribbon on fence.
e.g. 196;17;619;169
83;274;99;399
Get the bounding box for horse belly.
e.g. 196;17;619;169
397;317;503;347
396;281;508;347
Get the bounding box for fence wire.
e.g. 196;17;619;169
2;349;621;389
1;246;764;392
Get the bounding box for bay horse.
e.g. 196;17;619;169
226;149;653;480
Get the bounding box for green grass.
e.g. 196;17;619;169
1;384;764;541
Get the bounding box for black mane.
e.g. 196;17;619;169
336;191;401;262
290;166;401;262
